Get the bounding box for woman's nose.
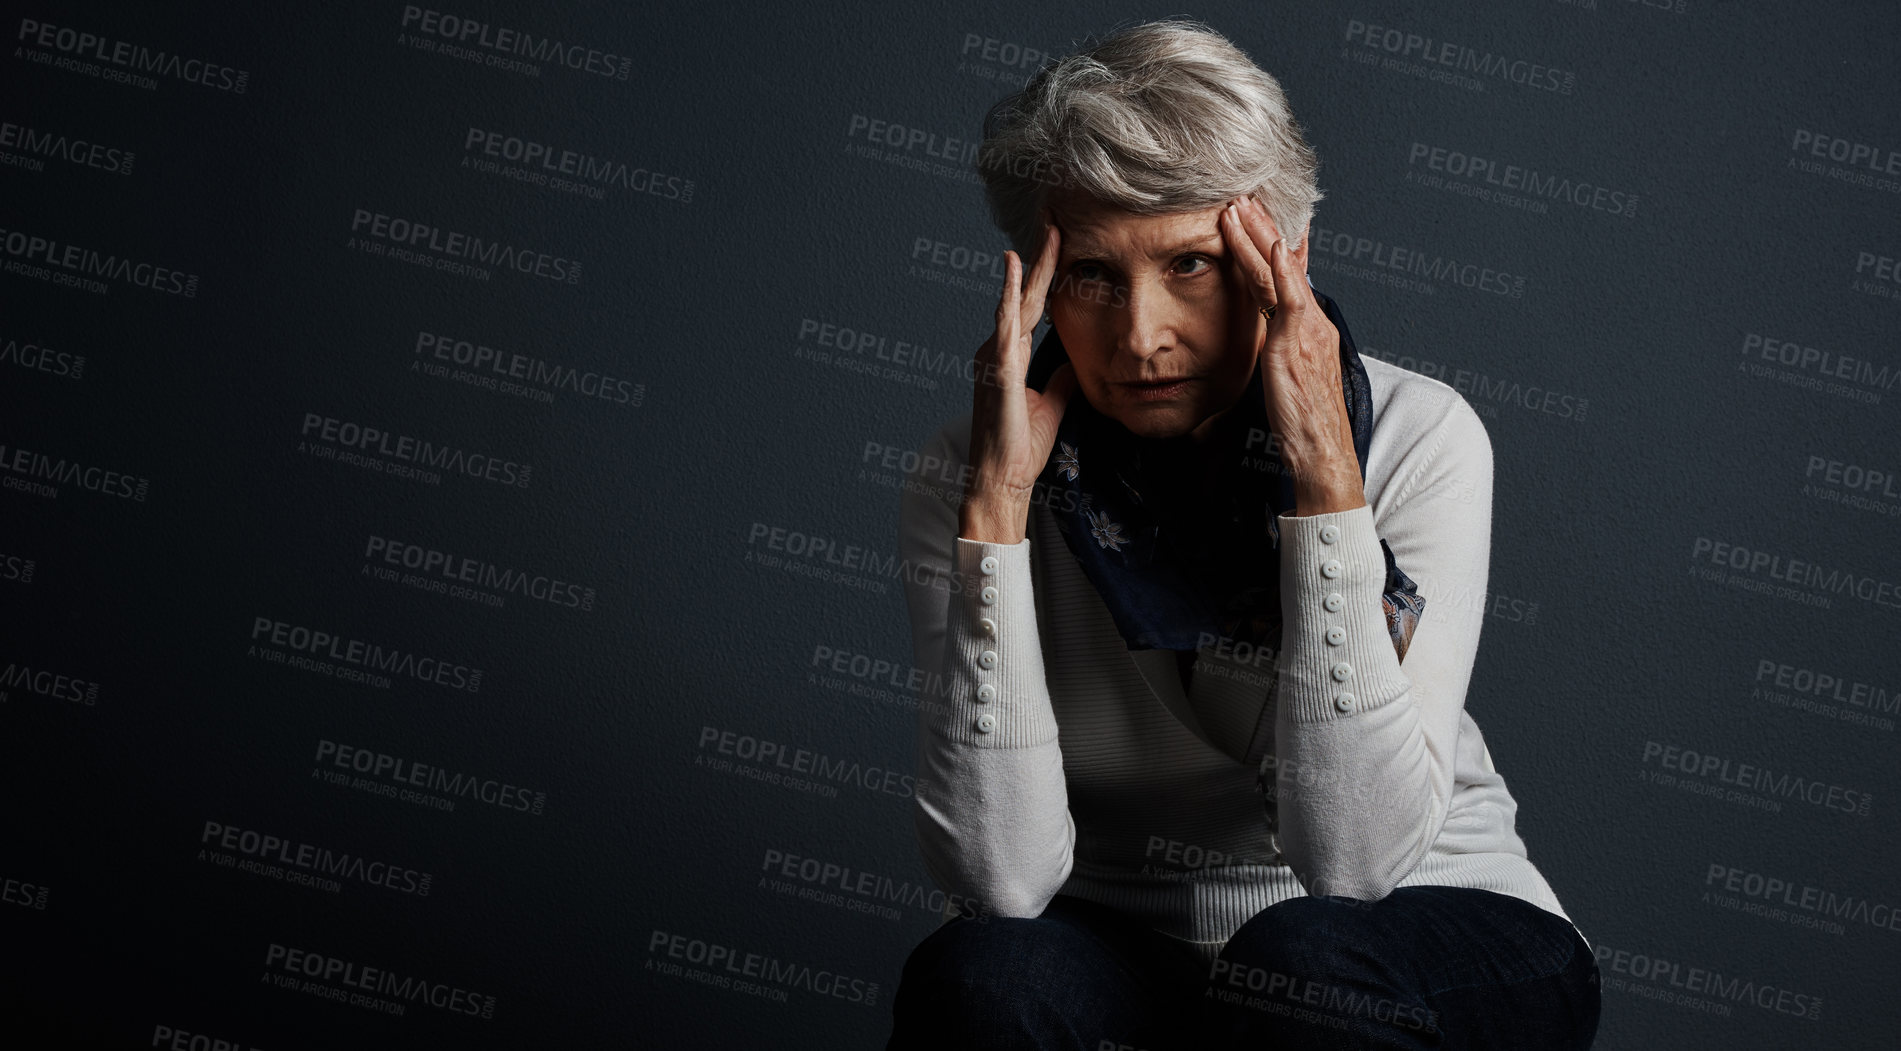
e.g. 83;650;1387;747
1110;283;1170;361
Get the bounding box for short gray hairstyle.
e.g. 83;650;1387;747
976;18;1323;260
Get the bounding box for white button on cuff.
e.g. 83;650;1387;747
1330;661;1354;682
1320;558;1343;579
1324;592;1344;612
975;713;996;733
980;586;998;605
976;684;996;703
1335;692;1355;712
1319;524;1340;545
979;617;997;637
978;650;998;669
980;555;999;575
1326;625;1346;646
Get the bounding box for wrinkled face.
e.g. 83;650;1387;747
1043;191;1266;441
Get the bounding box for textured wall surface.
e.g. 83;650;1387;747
3;2;1897;1047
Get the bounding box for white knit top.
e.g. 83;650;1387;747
896;356;1584;967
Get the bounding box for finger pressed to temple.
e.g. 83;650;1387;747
1222;202;1282;315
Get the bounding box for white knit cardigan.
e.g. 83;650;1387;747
896;356;1582;966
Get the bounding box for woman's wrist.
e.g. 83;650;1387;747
959;494;1030;545
1290;480;1367;516
1288;456;1366;516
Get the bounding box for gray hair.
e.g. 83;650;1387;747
976;18;1323;260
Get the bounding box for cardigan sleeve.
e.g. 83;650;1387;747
1267;392;1493;901
895;415;1076;919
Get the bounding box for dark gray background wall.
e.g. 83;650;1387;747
3;1;1897;1047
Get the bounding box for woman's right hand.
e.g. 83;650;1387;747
960;217;1079;545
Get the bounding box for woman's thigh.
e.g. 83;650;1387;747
1202;886;1600;1050
886;894;1209;1051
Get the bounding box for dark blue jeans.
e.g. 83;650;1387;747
885;887;1600;1050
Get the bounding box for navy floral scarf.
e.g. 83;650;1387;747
1023;286;1426;664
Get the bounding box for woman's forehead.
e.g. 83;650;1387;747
1054;197;1226;258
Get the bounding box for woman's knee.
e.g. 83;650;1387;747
901;914;1072;987
1218;894;1380;979
889;915;1118;1045
894;913;1105;1021
1209;893;1406;1003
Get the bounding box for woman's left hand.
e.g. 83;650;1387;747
1219;194;1366;514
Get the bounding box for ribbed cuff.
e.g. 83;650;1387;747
1276;503;1404;725
927;536;1057;748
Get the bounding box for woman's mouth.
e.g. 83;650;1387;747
1122;378;1193;401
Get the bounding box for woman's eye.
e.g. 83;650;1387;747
1074;262;1106;281
1176;256;1211;275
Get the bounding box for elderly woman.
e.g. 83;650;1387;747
886;19;1600;1051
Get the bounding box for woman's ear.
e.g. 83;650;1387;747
1293;223;1312;274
